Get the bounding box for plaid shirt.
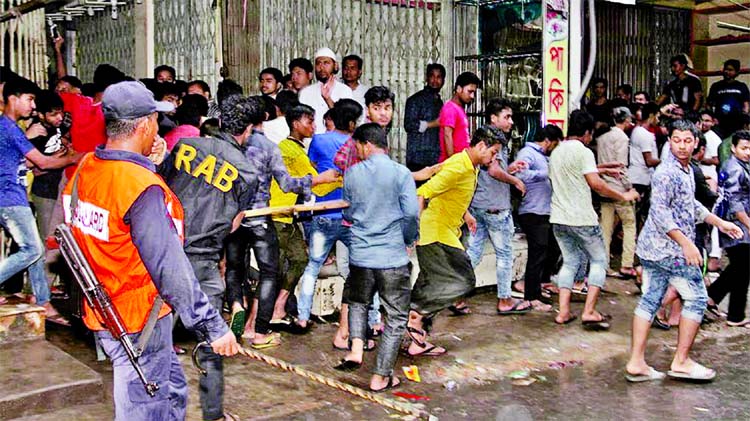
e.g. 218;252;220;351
243;130;311;220
334;136;360;173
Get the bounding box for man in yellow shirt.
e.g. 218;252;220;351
267;104;339;328
406;126;503;356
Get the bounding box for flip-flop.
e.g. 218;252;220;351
667;363;716;382
582;314;612;331
448;304;471;317
651;318;671;331
333;339;376;352
333;359;362;372
251;335;281;350
229;308;246;339
554;314;578;325
497;300;532;315
46;313;71;327
406;344;446;357
625;366;666;383
370;375;400;392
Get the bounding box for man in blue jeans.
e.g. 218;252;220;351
0;77;79;319
465;99;528;314
625;120;743;383
334;123;419;392
549;110;639;329
295;99;363;329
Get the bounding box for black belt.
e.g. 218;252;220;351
485;209;503;214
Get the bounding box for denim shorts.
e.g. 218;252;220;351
635;257;707;323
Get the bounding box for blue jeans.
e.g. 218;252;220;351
552;224;607;290
636;258;707;323
96;314;187;421
297;217;351;322
466;209;514;299
0;206;50;305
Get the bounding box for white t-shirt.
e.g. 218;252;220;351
629;126;657;186
298;80;353;134
700;129;722;182
549;140;600;226
350;83;369;125
263;117;289;144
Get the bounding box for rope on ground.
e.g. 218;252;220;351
192;342;436;420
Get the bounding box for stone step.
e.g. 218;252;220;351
0;302;45;345
0;340;103;419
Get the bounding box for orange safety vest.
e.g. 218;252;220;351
62;153;183;333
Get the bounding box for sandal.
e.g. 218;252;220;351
447;304;471;317
496;300;531;315
582;313;612;331
651;317;671;331
667;363;716;382
619;267;637;278
706;304;726;319
625;366;666;383
554;314;577;325
333;359;362;372
46;313;71;327
405;326;446;357
251;334;281;350
333;339;376;352
370;375;400;392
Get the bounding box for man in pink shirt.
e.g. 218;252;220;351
438;72;481;162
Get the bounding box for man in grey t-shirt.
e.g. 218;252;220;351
465;99;529;314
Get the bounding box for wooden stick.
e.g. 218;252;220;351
242;199;349;218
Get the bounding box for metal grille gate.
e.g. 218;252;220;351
587;3;691;99
259;0;446;162
0;0;48;85
77;2;136;83
154;0;219;91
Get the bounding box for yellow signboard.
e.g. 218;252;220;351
543;0;569;133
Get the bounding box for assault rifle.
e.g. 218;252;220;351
55;224;160;397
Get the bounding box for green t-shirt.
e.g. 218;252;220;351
718;135;733;168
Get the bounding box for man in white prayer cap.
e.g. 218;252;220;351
299;47;354;134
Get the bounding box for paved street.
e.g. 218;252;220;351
21;275;750;421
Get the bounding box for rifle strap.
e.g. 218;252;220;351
70;155;164;356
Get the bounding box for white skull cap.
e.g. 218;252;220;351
314;47;339;63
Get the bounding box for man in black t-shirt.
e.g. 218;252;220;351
26;91;70;238
657;54;703;113
708;59;750;137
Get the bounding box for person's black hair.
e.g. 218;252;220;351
0;66;20;83
426;63;446;79
288;57;313;74
732;129;750;147
741;113;750;129
454;71;482;89
2;76;40;102
154;82;182;101
323;109;334;124
187;80;211;95
694;134;707;153
216;79;243;106
81;83;97;98
724;59;741;72
259;67;284;84
685;110;700;124
668;119;700;137
535;124;564;143
275;90;299;115
591;77;608;88
470;125;504;147
175;94;208;127
246;96;267;126
634;90;650;101
174;80;188;96
58;75;83;90
353;123;387;149
364;86;395;106
200;118;220;137
616;84;633;96
332;99;362;131
484;98;513;122
670;54;688;66
285;104;315;130
699;109;715;119
282;74;292;86
93;64;127;93
220;95;261;136
342;54;363;69
567;110;595;137
259;95;278;120
154;65;176;80
641;101;660;119
610;97;628;108
35;90;64;114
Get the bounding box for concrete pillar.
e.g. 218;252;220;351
134;0;154;79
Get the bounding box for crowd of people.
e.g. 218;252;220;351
0;41;748;419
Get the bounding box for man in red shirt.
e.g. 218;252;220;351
438;72;481;162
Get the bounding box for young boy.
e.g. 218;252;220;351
334;123;419;393
625;120;743;383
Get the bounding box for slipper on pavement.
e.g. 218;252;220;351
497;300;532;316
625;367;666;383
582;314;612;331
251;335;281;350
667;364;716;382
46;313;71;327
554;314;578;325
370;375;400;392
333;359;362;372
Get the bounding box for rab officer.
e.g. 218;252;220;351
63;81;238;420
